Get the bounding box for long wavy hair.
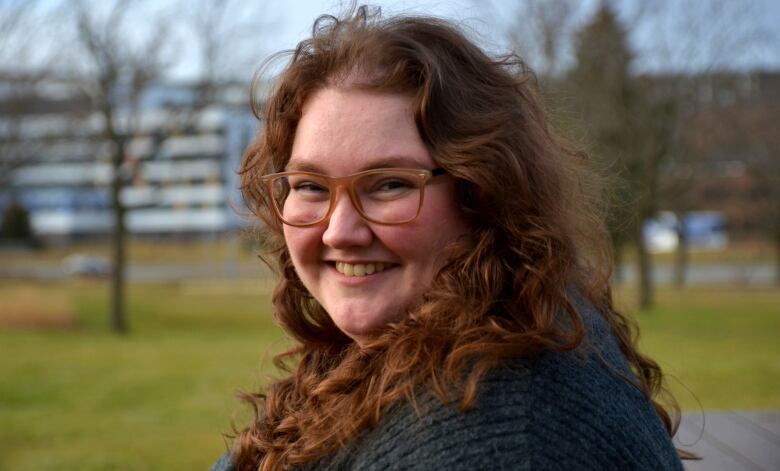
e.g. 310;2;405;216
234;6;680;470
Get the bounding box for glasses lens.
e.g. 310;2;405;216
272;174;331;225
355;171;423;224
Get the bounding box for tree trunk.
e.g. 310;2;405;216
674;214;688;289
775;230;780;286
636;222;654;310
110;147;127;334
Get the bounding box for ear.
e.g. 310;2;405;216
456;179;479;215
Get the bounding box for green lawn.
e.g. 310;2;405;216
0;280;288;471
616;286;780;411
0;279;778;470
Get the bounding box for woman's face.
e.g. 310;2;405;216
284;87;469;345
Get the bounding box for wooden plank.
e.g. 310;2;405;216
678;412;780;471
677;414;755;471
735;411;780;442
707;412;780;471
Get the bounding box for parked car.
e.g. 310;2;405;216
644;211;728;253
61;254;111;277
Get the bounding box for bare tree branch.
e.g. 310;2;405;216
181;0;271;106
504;0;583;77
0;0;51;188
68;0;178;334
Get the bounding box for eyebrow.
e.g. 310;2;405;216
285;155;430;173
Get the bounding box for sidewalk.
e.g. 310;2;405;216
677;411;779;471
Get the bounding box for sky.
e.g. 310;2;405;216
227;0;780;78
3;0;779;81
168;0;509;79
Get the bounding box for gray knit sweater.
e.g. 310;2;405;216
210;305;683;471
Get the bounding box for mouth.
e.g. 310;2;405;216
333;261;397;277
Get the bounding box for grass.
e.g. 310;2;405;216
0;279;778;470
0;279;288;471
616;286;780;411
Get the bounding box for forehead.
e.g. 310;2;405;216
287;87;433;175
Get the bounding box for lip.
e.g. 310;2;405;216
324;259;397;264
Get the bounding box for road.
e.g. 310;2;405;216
617;263;775;285
0;261;267;281
0;260;775;285
0;261;776;284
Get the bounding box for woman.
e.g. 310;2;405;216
213;6;686;471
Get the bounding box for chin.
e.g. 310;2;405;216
334;308;404;344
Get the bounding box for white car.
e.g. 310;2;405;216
61;254;111;277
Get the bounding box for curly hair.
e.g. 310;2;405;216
234;6;681;470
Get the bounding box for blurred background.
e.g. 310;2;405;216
0;0;777;469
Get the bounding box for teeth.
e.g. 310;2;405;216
335;262;391;277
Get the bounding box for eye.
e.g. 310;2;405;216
287;177;330;202
293;181;328;193
376;178;414;192
365;176;417;200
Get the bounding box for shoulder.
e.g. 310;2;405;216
492;301;683;470
324;305;682;470
493;345;681;470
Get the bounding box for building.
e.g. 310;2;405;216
0;78;259;242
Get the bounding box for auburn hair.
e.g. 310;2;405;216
234;6;680;470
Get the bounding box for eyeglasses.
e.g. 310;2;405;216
261;167;447;227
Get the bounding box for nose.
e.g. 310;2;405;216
322;189;373;248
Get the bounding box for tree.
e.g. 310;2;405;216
182;0;270;108
564;0;773;306
69;0;175;333
680;94;780;284
0;199;33;242
566;4;662;309
0;74;45;188
504;0;581;79
502;0;774;300
0;0;48;188
501;0;652;286
750;109;780;285
630;0;775;289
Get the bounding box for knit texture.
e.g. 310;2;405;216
211;303;683;471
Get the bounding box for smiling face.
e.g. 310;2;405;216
283;87;469;345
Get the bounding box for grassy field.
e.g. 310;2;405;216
0;280;287;471
614;286;780;411
0;278;778;470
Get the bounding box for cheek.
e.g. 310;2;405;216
379;204;467;271
417;192;469;245
283;227;322;266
